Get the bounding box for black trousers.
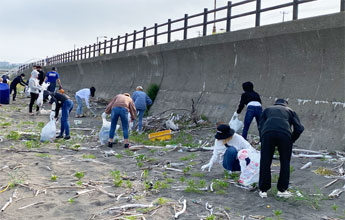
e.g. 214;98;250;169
29;93;39;113
10;84;17;100
259;131;292;192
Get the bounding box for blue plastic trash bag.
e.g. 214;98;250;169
0;83;10;104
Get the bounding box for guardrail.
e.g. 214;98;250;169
19;0;345;72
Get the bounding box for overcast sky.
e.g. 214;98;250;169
0;0;340;63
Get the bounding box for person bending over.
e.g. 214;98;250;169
132;86;152;133
75;87;96;117
10;73;27;101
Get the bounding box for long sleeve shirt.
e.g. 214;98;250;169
49;92;70;118
132;91;152;110
105;94;137;120
11;76;27;87
76;88;91;108
206;133;255;167
28;72;40;94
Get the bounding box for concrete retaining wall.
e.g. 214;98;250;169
42;12;345;151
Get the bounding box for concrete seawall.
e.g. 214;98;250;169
40;12;345;151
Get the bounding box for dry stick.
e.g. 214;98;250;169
164;166;183;173
109;203;153;211
292;148;328;154
174;199;187;219
323;179;339;189
332;161;345;170
1;189;16;212
292;154;332;159
300;162;312;170
85;184;116;198
222;210;231;220
18;201;44;210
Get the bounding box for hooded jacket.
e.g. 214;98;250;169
259;101;304;143
28;70;40;94
236;82;262;114
132;91;152;111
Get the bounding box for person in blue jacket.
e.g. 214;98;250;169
45;67;62;92
131;86;152;133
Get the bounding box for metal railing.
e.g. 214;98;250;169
19;0;344;72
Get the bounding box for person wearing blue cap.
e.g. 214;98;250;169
258;99;304;199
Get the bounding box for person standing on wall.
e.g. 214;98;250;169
28;67;41;116
45;67;62;92
258;99;304;198
44;90;74;140
75;87;96;118
105;93;136;149
132;86;152;134
235;81;262;140
10;73;27;101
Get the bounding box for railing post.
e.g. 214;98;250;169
109;38;113;54
183;14;188;40
168;19;171;42
226;1;232;32
341;0;344;11
77;49;80;61
98;42;101;56
117;35;120;52
73;49;76;61
293;0;298;20
84;46;87;59
203;9;208;36
124;33;128;51
103;39;107;55
88;45;91;58
143;27;146;47
154;23;158;45
255;0;261;26
133;30;136;49
93;44;96;57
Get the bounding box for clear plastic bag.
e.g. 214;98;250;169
229;112;243;133
40;111;56;142
237;148;260;186
99;112;119;145
36;82;50;106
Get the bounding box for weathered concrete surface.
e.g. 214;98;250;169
41;12;345;151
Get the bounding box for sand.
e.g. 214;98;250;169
0;94;344;220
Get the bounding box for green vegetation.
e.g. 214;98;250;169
35;153;50;158
192;172;205;178
51;175;57;181
26;140;41;149
184;179;205;194
146;83;159;112
6;131;21;140
37;121;45;129
179;153;196;161
110;170;123;187
74;172;84;180
82;154;96;159
212;179;229;194
8;169;26;188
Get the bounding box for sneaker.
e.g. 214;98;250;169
277;190;292;198
56;135;63;139
108;142;113;148
124;143;130;148
259;191;267;198
64;136;71;140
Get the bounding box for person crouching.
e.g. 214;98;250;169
201;124;255;173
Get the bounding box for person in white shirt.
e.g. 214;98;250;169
201;124;255;173
75;87;96;118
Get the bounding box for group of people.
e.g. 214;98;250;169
202;81;304;199
9;68;304;199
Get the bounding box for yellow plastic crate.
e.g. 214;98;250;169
148;130;172;141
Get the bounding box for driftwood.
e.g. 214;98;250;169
1;189;17;212
300;162;312;170
323;179;339;189
129;145;164;151
292;148;328;154
164;165;183;173
84;184;115;198
292;154;332;159
18;201;44;210
328;189;344;199
109;203;154;211
174;199;187;219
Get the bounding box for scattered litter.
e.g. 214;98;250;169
74;120;82;125
300;162;312;170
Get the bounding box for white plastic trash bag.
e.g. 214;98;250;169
40;111;56;142
229;112;243;133
237;148;260;186
36;82;50;107
24;86;30;98
99;112;119;145
128;112;133;130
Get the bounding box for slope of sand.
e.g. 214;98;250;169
0;95;344;220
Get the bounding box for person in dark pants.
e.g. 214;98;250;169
36;66;45;86
258;99;304;198
10;73;27;101
236;81;262;140
44;90;74;140
28;69;41;115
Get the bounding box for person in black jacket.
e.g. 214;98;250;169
258;99;304;198
10;73;27;101
236;81;262;140
44;90;74;140
36;66;45;86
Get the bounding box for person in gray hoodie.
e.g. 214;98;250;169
28;68;41;115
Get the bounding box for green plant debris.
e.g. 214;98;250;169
110;170;123;187
179;153;196;161
82;154;96;159
6;131;21;140
192;172;205;178
74;172;84;180
51;175;57;181
25;140;41;149
313;167;337;176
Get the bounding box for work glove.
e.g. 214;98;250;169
201;163;213;172
233;112;239;117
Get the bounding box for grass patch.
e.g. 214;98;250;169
82;154;96;159
179;153;196;161
6;131;21;140
35;153;50;158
